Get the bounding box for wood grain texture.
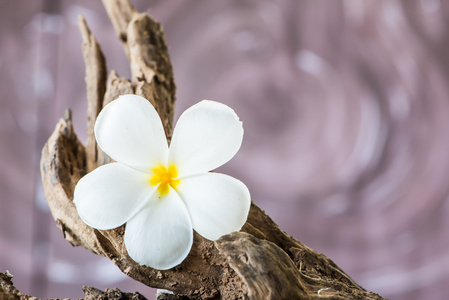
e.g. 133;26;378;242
39;0;386;299
78;15;107;172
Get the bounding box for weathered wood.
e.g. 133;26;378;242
103;0;176;139
216;232;383;300
102;0;136;58
0;272;147;300
95;70;135;166
103;70;134;108
40;110;96;251
78;15;107;172
0;272;32;300
82;286;147;300
39;0;385;299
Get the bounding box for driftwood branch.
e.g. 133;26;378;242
39;0;385;299
0;271;147;300
78;15;107;172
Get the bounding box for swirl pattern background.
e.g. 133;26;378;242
1;1;449;299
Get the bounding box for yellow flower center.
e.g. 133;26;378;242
149;164;180;196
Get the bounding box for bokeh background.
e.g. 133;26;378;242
2;0;449;299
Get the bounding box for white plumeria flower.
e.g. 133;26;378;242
74;94;251;270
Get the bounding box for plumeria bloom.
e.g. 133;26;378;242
74;94;251;270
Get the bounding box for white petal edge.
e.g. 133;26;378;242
168;100;243;177
176;173;251;241
124;187;193;270
95;94;169;173
74;163;156;230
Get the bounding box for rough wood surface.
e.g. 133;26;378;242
0;272;36;300
82;286;147;300
0;272;147;300
39;0;385;299
78;15;107;172
103;0;176;139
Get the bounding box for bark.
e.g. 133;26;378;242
39;0;385;299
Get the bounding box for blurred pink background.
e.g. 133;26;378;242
2;0;449;299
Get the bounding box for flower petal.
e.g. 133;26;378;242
176;173;250;241
168;100;243;177
74;163;155;230
95;94;169;172
124;188;193;270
